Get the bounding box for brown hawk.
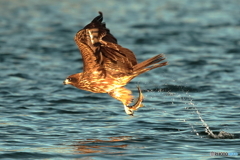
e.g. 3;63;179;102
63;12;168;115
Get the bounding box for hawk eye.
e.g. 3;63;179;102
68;78;72;81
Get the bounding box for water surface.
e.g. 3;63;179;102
0;0;240;159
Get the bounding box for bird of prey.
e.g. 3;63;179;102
63;12;168;116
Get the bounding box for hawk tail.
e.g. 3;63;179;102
133;54;168;75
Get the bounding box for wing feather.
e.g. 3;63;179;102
74;30;98;71
74;12;137;76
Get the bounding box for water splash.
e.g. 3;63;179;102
185;97;234;139
143;82;235;139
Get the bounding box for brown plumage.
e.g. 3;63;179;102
63;12;168;115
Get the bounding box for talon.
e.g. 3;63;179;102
125;86;144;115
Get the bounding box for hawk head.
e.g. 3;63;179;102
63;73;82;86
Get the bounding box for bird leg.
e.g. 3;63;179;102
127;86;144;112
108;86;144;116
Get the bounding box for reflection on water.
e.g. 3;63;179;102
73;136;132;154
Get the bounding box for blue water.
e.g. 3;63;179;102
0;0;240;159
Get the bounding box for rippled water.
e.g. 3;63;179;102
1;0;240;159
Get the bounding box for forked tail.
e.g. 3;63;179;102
133;54;168;76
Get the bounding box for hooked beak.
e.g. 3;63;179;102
63;79;69;85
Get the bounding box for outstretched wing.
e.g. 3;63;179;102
74;12;137;76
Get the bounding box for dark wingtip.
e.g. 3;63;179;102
98;11;103;16
83;11;104;29
92;11;103;23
